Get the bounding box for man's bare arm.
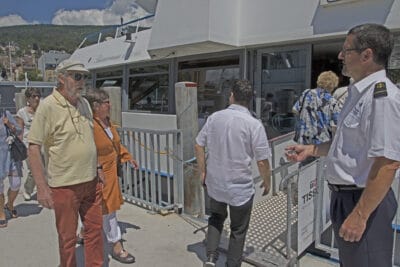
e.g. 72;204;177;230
257;159;271;195
339;157;400;242
194;144;206;186
29;143;54;209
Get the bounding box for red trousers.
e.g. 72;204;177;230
51;179;104;267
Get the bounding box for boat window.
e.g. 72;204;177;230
178;56;240;122
94;69;123;90
130;65;169;75
95;78;123;88
259;49;308;138
96;70;123;79
388;34;400;87
128;64;170;113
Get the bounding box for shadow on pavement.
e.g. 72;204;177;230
188;240;234;267
187;241;207;263
13;203;42;217
118;220;140;234
75;220;140;267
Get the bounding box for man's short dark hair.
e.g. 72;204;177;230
348;23;393;66
231;79;253;106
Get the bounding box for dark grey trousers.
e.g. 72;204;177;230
330;188;397;267
206;195;254;267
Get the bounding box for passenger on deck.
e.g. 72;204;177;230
28;59;104;267
195;79;272;267
286;23;400;267
83;88;138;264
292;71;340;150
0;109;23;228
15;87;41;201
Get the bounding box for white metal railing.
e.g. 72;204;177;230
77;14;155;49
118;127;184;213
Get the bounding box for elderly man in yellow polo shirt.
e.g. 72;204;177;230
28;59;104;267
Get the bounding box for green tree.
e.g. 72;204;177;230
19;69;42;81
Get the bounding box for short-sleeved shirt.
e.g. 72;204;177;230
16;106;35;146
326;70;400;186
293;88;340;145
28;89;97;187
0;110;22;178
196;104;271;206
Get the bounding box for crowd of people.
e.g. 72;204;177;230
0;60;138;266
0;22;399;267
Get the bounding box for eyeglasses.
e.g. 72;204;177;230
30;94;41;99
340;47;363;54
68;72;87;82
101;100;110;105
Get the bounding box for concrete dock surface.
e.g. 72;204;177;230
0;190;338;267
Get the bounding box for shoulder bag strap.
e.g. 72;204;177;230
298;89;311;115
336;90;348;102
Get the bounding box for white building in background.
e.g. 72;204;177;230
70;0;400;138
38;50;70;81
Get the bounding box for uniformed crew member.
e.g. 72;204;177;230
285;23;400;267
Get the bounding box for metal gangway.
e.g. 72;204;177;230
212;132;400;266
117;127;400;266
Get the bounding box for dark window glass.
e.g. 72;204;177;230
130;65;169;75
178;56;240;124
388;35;400;85
96;70;123;79
96;78;123;88
178;68;239;119
128;74;169;113
260;50;308;138
178;57;239;69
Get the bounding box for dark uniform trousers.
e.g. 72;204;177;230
330;188;397;267
206;195;254;267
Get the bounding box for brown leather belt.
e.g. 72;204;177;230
328;183;364;192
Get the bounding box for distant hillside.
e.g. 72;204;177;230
0;24;117;54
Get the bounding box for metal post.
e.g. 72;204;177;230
9;42;12;81
150;133;157;207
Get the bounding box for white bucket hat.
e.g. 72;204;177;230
55;59;89;73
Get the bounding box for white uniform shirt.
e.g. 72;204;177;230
326;70;400;186
196;104;271;206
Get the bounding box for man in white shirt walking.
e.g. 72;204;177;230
195;79;272;267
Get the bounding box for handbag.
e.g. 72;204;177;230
116;155;123;177
94;118;124;177
5;125;28;162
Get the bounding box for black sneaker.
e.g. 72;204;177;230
204;253;217;267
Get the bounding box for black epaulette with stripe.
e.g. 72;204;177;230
373;82;387;98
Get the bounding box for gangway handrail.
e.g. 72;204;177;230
281;168;300;262
77;14;155;49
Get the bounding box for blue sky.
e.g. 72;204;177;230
0;0;109;24
0;0;151;27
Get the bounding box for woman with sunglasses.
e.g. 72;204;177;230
82;88;138;264
16;87;41;201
